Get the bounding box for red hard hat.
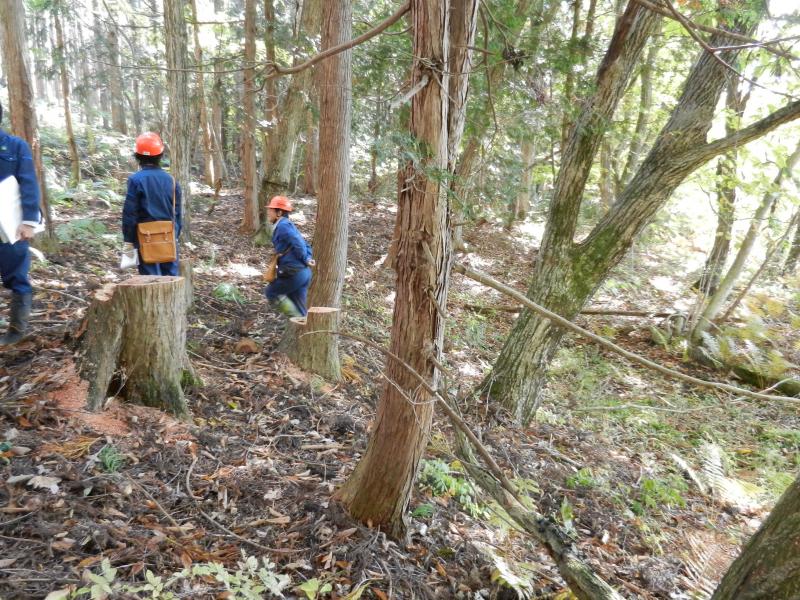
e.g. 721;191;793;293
135;132;164;156
267;195;293;212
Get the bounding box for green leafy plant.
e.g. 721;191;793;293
213;283;245;305
566;467;597;489
55;218;108;245
60;552;291;599
296;578;332;600
412;503;435;519
97;444;125;473
630;476;687;516
418;459;484;517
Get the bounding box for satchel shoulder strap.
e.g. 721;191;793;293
171;176;176;220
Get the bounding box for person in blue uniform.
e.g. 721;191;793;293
0;100;41;346
122;132;182;276
264;195;314;317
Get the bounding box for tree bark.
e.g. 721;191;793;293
164;0;193;239
0;0;53;237
106;17;127;135
76;276;190;418
335;0;467;539
240;0;259;233
711;474;800;600
211;56;228;180
783;207;800;275
53;3;80;187
618;28;660;191
291;0;352;380
508;138;535;227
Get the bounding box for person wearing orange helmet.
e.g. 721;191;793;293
264;195;314;317
122;132;182;276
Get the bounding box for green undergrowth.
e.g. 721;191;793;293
549;344;799;500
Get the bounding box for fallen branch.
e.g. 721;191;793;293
453;262;800;404
462;302;678;318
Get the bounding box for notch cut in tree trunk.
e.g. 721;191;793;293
76;275;191;418
282;307;341;380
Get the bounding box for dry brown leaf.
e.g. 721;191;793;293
51;538;76;551
234;338;260;354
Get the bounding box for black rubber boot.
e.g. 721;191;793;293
0;292;32;346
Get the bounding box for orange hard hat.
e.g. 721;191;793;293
267;195;293;212
135;132;164;156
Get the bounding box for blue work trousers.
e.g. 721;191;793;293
138;260;179;276
265;267;311;316
137;244;179;276
0;240;32;295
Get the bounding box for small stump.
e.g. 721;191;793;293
282;307;341;381
76;275;191;418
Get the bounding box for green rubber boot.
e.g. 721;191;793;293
270;295;302;318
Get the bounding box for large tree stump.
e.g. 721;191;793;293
76;275;190;418
281;307;341;381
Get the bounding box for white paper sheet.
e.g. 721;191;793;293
0;176;21;243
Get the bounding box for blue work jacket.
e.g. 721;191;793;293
272;216;312;276
0;129;41;223
122;165;182;244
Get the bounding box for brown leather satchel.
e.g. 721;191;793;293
263;253;280;283
137;177;177;265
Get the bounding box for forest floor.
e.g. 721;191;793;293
0;180;798;599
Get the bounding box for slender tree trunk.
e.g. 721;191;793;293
240;0;259;232
560;0;583;150
336;0;478;539
261;0;277;181
189;0;216;187
599;139;614;209
508;138;535;227
618;28;660;191
164;0;193;240
290;0;352;379
53;4;80;187
0;0;53;237
695;78;748;295
711;474;800;599
691;140;800;342
211;57;228;180
107;19;127;134
782;207;800;274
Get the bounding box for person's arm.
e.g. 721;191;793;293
122;178;139;243
287;225;311;264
